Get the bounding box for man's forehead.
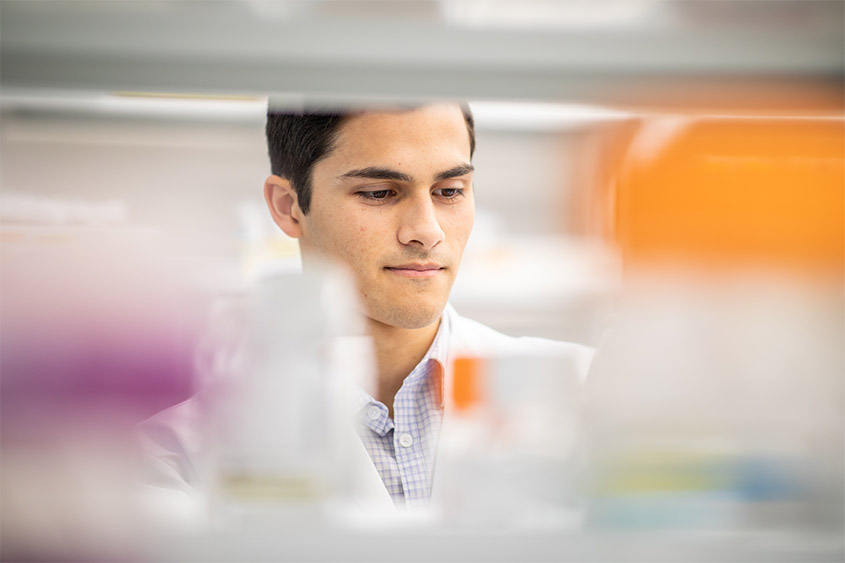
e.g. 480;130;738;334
328;104;471;163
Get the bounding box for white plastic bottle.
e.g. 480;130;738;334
433;352;583;530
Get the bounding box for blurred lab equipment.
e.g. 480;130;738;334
0;226;205;562
577;102;844;551
611;115;844;280
583;279;844;538
434;353;583;530
197;263;380;529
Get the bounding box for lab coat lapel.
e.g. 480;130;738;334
343;421;395;511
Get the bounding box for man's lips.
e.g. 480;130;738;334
384;263;446;278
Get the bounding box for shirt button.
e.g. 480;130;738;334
367;406;381;420
399;433;414;448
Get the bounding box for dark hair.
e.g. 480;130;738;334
266;104;475;215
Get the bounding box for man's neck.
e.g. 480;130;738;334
368;317;440;419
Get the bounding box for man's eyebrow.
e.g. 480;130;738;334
338;163;475;184
339;167;413;183
434;163;474;182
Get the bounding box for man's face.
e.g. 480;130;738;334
298;104;475;330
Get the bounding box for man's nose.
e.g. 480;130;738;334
397;196;445;250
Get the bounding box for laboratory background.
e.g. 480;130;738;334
1;1;843;562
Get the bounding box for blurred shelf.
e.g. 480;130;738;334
1;1;842;109
149;528;844;563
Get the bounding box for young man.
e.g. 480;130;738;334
140;103;593;510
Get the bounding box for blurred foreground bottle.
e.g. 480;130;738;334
197;261;375;529
433;353;583;530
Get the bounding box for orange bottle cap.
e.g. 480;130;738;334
452;356;483;412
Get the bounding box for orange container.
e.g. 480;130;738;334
614;117;844;279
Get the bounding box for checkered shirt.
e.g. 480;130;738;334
352;310;450;509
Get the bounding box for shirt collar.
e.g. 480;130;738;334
404;309;450;385
352;307;452;418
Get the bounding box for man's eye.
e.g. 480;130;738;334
358;190;394;200
434;188;464;199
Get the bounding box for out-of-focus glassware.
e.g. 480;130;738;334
196;261;375;530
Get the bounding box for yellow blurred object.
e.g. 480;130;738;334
614;116;844;278
596;451;733;496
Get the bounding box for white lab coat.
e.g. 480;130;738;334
137;305;593;515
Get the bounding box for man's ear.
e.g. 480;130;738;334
264;175;304;239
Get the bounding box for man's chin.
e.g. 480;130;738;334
366;301;445;331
